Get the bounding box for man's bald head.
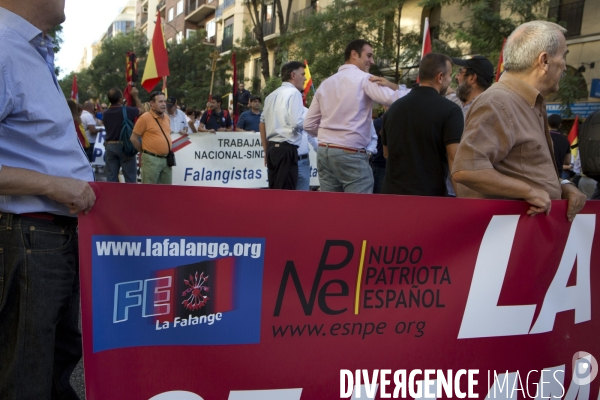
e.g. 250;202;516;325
83;101;94;112
504;20;567;73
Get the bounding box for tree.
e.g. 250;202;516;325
48;24;64;76
244;0;296;80
59;69;96;102
87;30;150;102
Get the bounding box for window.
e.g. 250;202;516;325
177;0;184;15
206;19;216;39
224;16;234;38
186;29;197;39
168;7;174;21
548;0;585;37
421;5;441;40
176;31;184;43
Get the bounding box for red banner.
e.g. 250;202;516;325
79;183;600;400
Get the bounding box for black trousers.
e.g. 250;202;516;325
267;141;298;190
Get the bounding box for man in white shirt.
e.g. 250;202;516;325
81;101;100;161
166;96;188;134
259;61;306;190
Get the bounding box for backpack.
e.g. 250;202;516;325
120;106;138;157
578;110;600;180
206;109;229;127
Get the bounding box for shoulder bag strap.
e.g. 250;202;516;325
153;116;171;151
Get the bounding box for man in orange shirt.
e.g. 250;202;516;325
131;91;173;184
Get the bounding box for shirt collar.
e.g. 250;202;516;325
0;6;43;43
499;72;544;109
150;109;165;119
281;82;296;89
339;64;361;73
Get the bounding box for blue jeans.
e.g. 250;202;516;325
105;143;137;183
317;146;374;193
0;213;81;399
296;156;311;190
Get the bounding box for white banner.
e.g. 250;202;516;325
171;131;319;188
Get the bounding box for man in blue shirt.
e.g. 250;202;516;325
199;94;233;132
0;1;95;398
236;95;262;132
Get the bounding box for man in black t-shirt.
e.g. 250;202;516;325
548;114;572;177
382;53;464;196
103;86;145;182
236;82;252;113
199;95;233;133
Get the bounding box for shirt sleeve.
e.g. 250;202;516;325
0;63;13;122
452;100;515;175
304;93;321;137
237;113;247;130
443;105;465;146
367;122;378;154
133;114;147;137
363;78;410;107
82;112;96;127
288;91;305;132
225;113;233;128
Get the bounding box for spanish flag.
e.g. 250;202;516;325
568;115;579;159
496;38;506;82
142;12;170;93
303;59;313;106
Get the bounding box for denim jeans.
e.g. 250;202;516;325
105;143;137;183
296;156;311;190
0;213;81;399
371;164;385;194
141;152;172;184
317;146;374;193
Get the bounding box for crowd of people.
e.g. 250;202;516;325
0;0;597;397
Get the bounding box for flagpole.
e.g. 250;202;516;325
208;50;220;100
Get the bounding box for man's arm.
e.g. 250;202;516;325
446;143;459;195
0;166;95;214
562;153;572;170
289;93;306;133
259;122;268;167
304;96;321;137
452;169;552;216
383;145;388;159
561;182;586;222
364;76;409;106
198;112;215;133
130;86;145;115
130;132;142;152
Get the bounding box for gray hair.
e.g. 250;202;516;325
503;21;567;73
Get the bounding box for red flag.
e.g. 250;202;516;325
141;12;170;93
232;52;238;129
124;52;138;105
416;18;432;83
71;74;78;102
496;38;506;82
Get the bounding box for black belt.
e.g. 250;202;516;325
298;154;308;160
142;149;168;158
18;212;78;227
268;141;299;149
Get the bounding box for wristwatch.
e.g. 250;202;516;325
561;179;575;187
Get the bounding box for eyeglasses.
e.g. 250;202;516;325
101;106;107;110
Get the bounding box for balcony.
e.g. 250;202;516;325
141;12;148;26
218;35;233;53
216;0;235;18
157;0;166;10
186;0;217;23
548;0;585;37
204;35;216;45
263;18;276;36
292;5;315;29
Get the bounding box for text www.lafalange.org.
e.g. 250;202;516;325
95;238;262;258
